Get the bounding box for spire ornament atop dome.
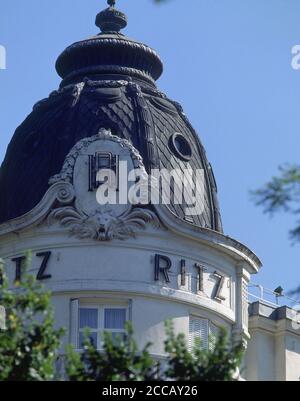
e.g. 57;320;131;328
96;0;127;33
107;0;116;7
56;1;163;86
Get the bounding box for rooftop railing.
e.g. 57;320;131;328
248;284;300;308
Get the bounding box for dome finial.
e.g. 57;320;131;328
96;0;127;33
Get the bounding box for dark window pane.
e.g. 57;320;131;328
104;308;126;329
79;308;98;329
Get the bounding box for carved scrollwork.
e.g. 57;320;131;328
47;129;159;241
55;182;76;205
49;128;146;185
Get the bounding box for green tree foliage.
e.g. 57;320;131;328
164;322;243;381
66;324;158;381
253;164;300;242
0;258;64;381
66;321;243;382
153;0;171;3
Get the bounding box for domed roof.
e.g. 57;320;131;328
0;1;222;232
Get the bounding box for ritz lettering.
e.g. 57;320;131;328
154;254;227;302
9;252;227;301
11;252;52;282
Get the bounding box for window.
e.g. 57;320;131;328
78;306;127;349
169;133;192;161
88;152;119;191
189;316;220;352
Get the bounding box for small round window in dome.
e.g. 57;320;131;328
169;133;192;161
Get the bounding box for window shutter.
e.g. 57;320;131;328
70;299;79;348
189;317;209;351
209;322;220;351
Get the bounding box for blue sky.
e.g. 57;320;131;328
0;0;299;298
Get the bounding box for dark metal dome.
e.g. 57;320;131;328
0;2;222;232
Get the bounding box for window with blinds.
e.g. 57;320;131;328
78;306;127;349
189;316;221;352
209;322;220;351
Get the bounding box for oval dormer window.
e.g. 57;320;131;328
169;133;192;161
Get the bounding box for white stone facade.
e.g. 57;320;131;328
0;129;299;381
